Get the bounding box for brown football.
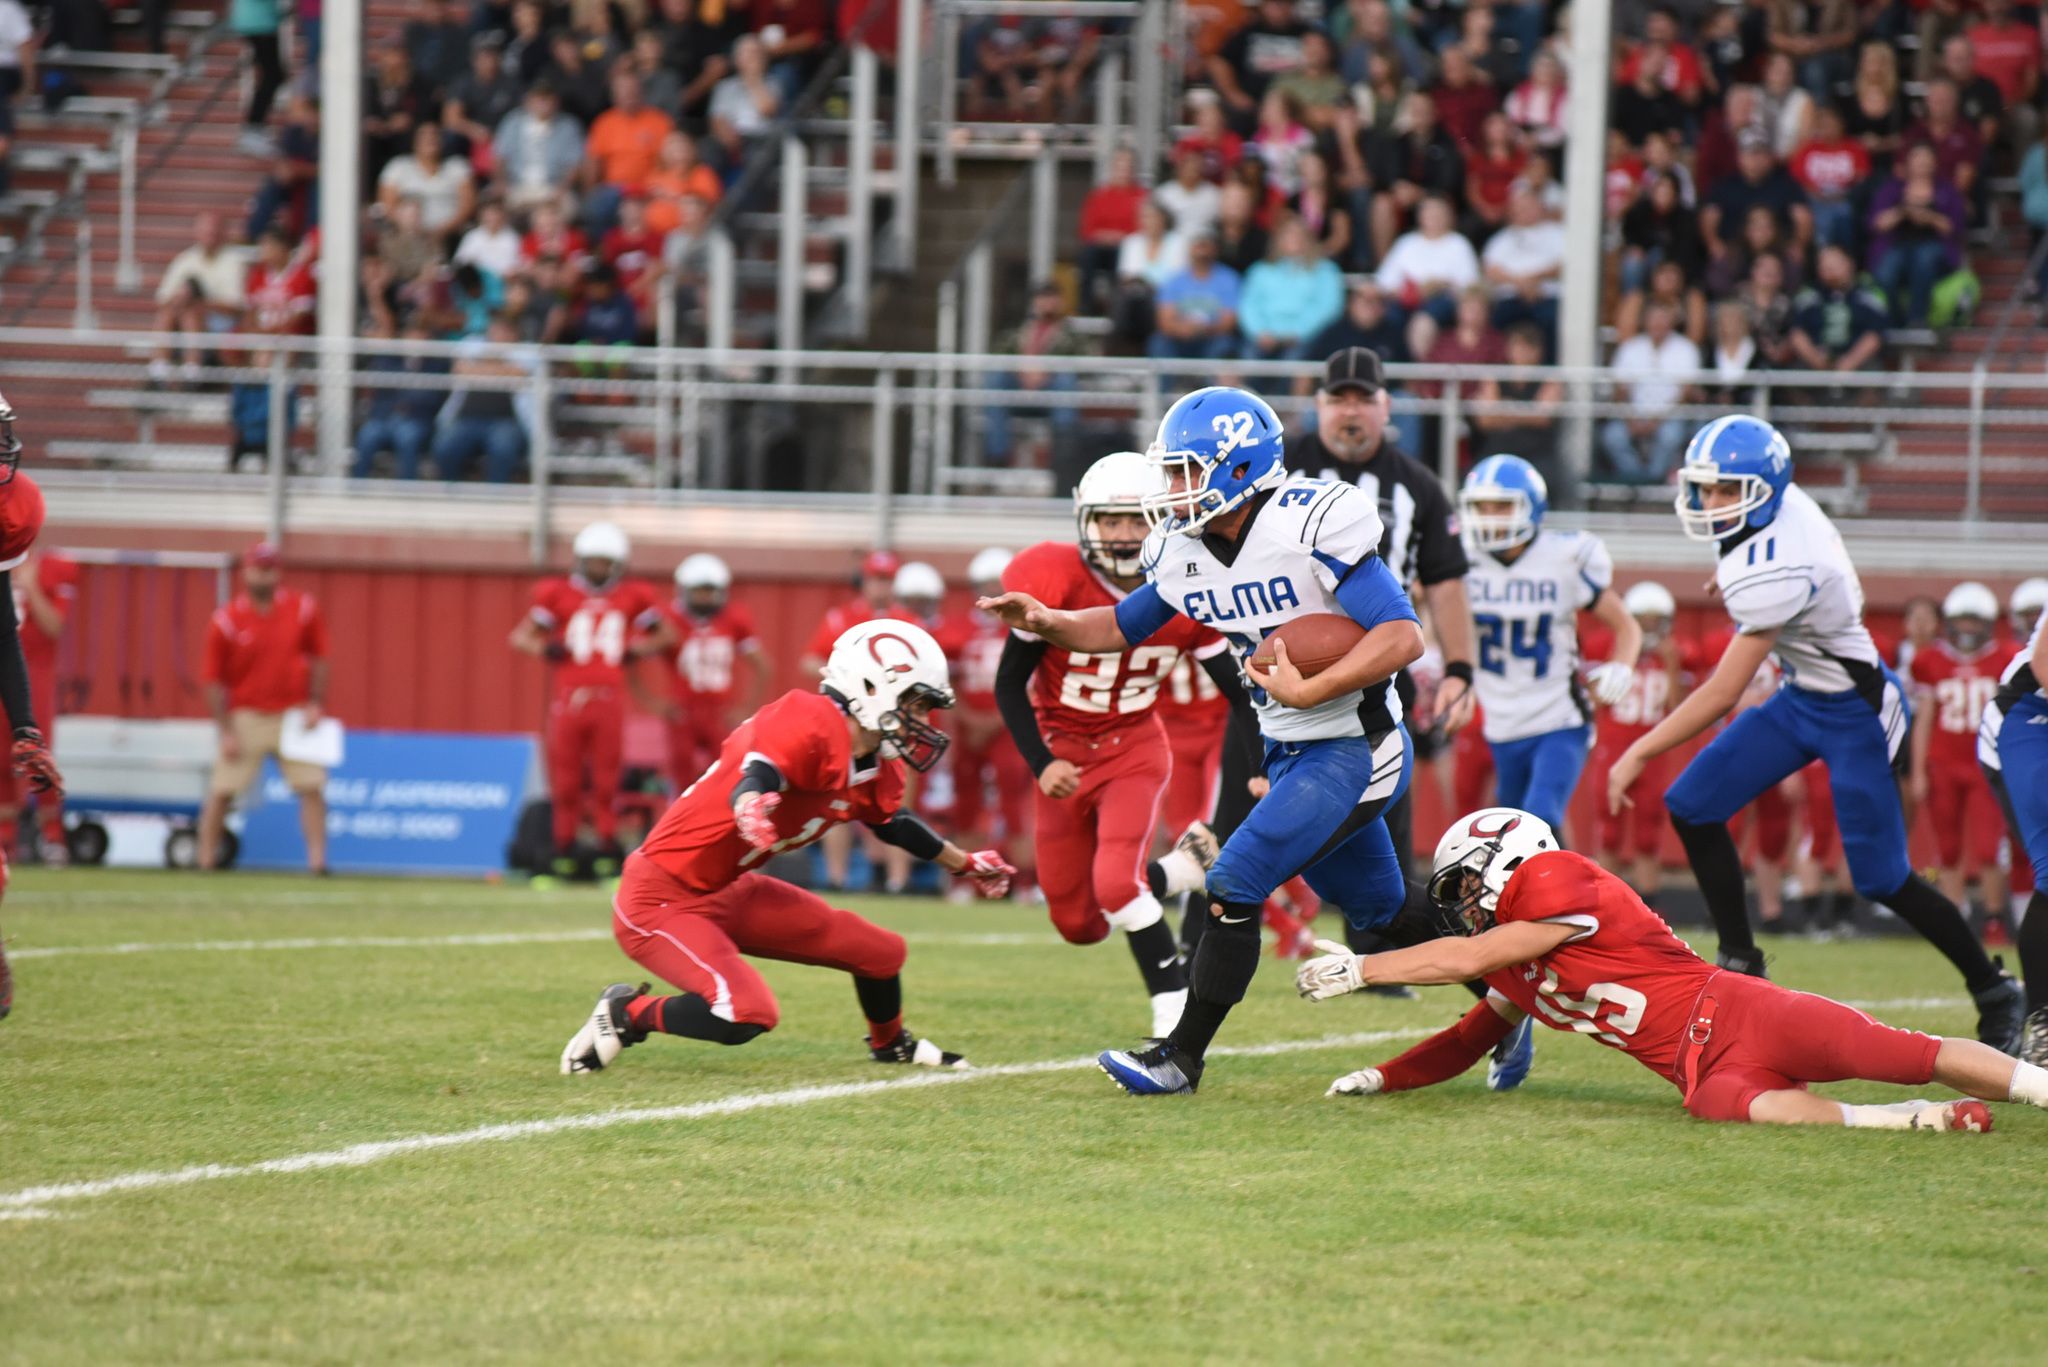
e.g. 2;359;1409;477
1248;613;1367;679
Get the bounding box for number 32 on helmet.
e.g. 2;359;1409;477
1141;386;1288;536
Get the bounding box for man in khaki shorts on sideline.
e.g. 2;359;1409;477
198;541;333;874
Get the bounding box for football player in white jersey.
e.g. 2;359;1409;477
1459;454;1641;833
981;387;1430;1094
1602;416;2024;1051
1979;587;2048;1064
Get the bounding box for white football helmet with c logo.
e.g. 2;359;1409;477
1426;807;1560;935
819;619;957;770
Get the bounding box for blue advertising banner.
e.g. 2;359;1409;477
238;731;537;876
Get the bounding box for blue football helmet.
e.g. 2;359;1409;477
1141;386;1286;536
1459;454;1548;552
1675;416;1793;542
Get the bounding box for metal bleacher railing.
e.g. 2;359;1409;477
6;328;2044;556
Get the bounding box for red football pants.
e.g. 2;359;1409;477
1727;775;1794;863
1160;712;1227;837
1925;759;2003;874
1593;742;1670;858
1802;761;1841;869
1453;724;1494;813
1683;971;1941;1122
951;730;1035;849
546;687;625;848
610;856;907;1031
666;704;727;791
1035;720;1171;945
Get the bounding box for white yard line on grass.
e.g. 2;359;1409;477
0;1028;1429;1221
10;930;1060;960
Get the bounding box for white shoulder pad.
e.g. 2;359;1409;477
1291;479;1384;566
1719;555;1817;632
1572;531;1614;607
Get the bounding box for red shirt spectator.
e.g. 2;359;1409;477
1966;5;2040;105
1430;51;1499;155
1789;132;1871;200
204;584;329;712
1617;40;1705;104
1173;123;1244;183
1078;179;1149;243
1907;119;1985;189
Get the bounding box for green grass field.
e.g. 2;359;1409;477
2;869;2044;1364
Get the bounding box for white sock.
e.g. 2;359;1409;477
1150;988;1188;1037
2008;1060;2048;1107
1153;848;1205;897
1839;1099;1942;1130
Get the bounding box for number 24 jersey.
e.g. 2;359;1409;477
1466;528;1613;744
1002;541;1227;740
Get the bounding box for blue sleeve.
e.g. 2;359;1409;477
1114;581;1179;644
1332;555;1421;630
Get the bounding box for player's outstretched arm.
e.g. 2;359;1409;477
1297;921;1574;1000
867;814;1016;899
976;591;1129;653
1583;588;1644;707
1327;998;1524;1098
1606;628;1776;813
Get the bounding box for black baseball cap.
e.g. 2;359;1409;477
1320;347;1384;396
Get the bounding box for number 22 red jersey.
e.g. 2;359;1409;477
637;689;906;895
1910;637;2019;771
1481;850;1716;1093
528;576;664;695
1002;541;1227;740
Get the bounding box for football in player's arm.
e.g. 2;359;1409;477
0;395;61;1022
560;621;1014;1074
1298;808;2048;1130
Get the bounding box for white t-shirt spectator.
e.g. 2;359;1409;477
1481;221;1567;298
1612;330;1702;415
1374;230;1480;297
709;78;774;138
1153;180;1222;242
0;1;31;71
156;244;249;311
454;223;523;277
379;155;475;234
1117;231;1189;287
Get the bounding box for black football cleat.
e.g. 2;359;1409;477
560;982;648;1074
1972;965;2025;1055
870;1029;968;1068
1716;946;1769;979
1098;1038;1203;1094
2019;1007;2048;1069
0;941;12;1021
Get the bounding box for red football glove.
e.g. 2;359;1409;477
11;728;60;797
733;790;781;851
954;849;1016;900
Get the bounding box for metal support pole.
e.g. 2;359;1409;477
891;0;922;271
871;368;897;548
708;229;736;354
1093;49;1123;181
1557;1;1612;497
909;362;933;495
1132;2;1164;183
316;0;363;475
266;347;290;543
1029;147;1057;286
963;242;992;359
1964;362;1986;523
777;134;808;384
530;363;555;565
935;277;959;480
937;4;960;187
847;43;879;338
653;283;678;487
115;120;140;292
679;366;702;489
1437;380;1461;490
73;218;95;331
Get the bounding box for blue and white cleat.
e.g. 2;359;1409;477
1486;1017;1535;1092
1098;1039;1203;1095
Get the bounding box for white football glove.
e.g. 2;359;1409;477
733;790;782;851
1586;661;1635;707
1327;1067;1387;1097
1295;939;1365;1001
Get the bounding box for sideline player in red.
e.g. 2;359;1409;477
0;394;67;1022
661;553;769;789
1299;807;2048;1129
994;451;1244;1037
1911;582;2019;918
559;620;1015;1073
1585;582;1688;905
947;548;1035;892
510;521;674;884
801;549;902;890
0;546;77;865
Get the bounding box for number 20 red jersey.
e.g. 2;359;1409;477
1481;850;1717;1093
1910;637;2019;772
528;576;665;695
664;602;761;707
1001;541;1227;740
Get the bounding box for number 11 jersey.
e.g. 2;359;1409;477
1002;541;1227;742
1465;527;1613;744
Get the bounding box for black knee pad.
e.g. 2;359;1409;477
1190;902;1261;1006
716;1020;768;1046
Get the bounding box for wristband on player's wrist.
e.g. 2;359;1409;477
1442;661;1474;686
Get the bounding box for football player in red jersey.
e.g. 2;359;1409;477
0;395;67;1022
1911;583;2020;918
0;546;77;865
662;553;769;790
559;620;1014;1073
995;452;1244;1037
1585;582;1688;904
1299;808;2048;1129
510;521;675;884
801;549;902;890
949;548;1034;888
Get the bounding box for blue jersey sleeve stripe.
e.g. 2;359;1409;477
1580;571;1606;599
1333;554;1421;628
1114;582;1178;644
1311;548;1354;583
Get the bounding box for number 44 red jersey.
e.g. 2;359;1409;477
1910;637;2019;771
637;689;906;895
528;576;665;694
1481;850;1716;1094
1002;541;1227;738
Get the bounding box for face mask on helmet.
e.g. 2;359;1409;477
1426;845;1506;938
876;683;952;771
1081;510;1149;577
0;397;19;487
1946;615;1992;652
684;586;726;616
